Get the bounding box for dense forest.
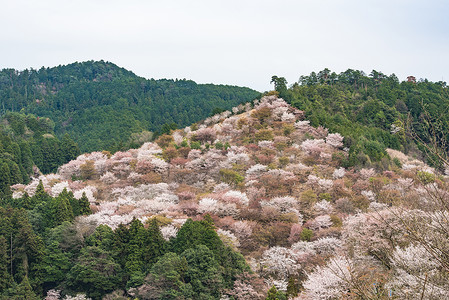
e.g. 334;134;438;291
0;187;247;299
272;69;449;170
0;61;260;152
1;67;449;299
0;112;79;192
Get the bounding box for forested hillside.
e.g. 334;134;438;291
2;96;449;299
0;61;260;152
274;69;449;170
0;112;79;192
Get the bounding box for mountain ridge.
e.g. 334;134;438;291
0;60;261;152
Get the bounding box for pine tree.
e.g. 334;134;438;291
60;133;80;164
7;160;23;184
19;142;33;175
286;277;299;298
266;285;287;300
12;276;39;300
54;194;74;225
125;218;146;288
21;192;32;210
145;218;167;266
32;180;49;204
78;192;91;215
112;223;130;276
0;236;12;291
0;163;12;200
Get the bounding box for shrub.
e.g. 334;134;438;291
300;228;313;241
190;141;201;150
219;169;244;185
417;171;435;185
155;134;174;148
255;129;274;142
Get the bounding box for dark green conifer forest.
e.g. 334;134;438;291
0;60;260;153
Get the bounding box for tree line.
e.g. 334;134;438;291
0;60;260;153
271;69;449;169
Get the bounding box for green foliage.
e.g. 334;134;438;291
182;245;223;298
10;276;40;300
300;228;313;241
255;129;274;142
0;113;80;181
219;169;244;185
0;163;11;200
393;157;402;168
0;193;249;299
0;206;44;292
265;285;287;300
140;252;192;300
53;193;74;225
286;277;299;298
214;141;224;150
319;192;332;202
190;141;201;150
417;171;436;185
270;76;288;98
0;61;260;153
285;69;449;167
67;246;122;299
171;218;220;255
39;241;71;285
0;236;12;291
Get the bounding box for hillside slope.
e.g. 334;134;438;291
0;111;79;191
0;61;260;152
279;69;449;170
8;96;449;299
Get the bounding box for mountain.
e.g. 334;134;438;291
4;95;449;299
0;61;260;152
276;69;449;170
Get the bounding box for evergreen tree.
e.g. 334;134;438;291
182;245;223;298
20;192;32;210
60;133;80;164
19;142;33;175
139;252;192;300
78;192;91;215
265;285;287;300
32;180;49;205
145;218;166;266
53;193;74;226
125;218;147;288
171;218;222;255
0;235;12;291
11;276;39;300
86;225;115;251
112;223;130;268
0;163;12;200
67;246;121;299
7;160;23;185
286;277;299;298
39;241;71;285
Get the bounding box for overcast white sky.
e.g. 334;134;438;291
1;0;448;91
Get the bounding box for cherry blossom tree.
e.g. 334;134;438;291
301;139;326;157
45;289;61;300
100;172;117;184
325;133;344;148
308;215;333;231
160;225;178;241
260;246;301;279
301;256;351;299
